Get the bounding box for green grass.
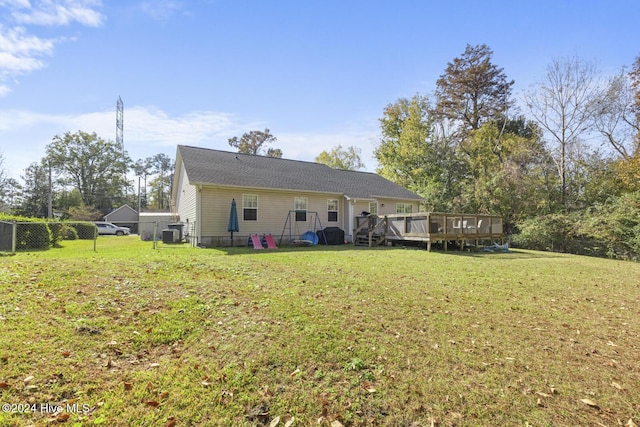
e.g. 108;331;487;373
1;237;639;426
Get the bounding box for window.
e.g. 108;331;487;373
327;199;338;222
396;203;413;214
243;195;258;221
294;197;307;221
369;202;377;216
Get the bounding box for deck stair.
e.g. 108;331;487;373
353;215;387;247
355;233;384;246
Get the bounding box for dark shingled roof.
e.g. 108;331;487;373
178;145;422;200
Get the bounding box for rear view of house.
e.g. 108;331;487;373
171;145;423;247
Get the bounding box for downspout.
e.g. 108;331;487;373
346;197;354;243
196;184;202;247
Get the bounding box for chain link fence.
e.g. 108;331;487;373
0;221;98;254
151;221;195;249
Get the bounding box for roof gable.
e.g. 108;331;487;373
177;145;422;201
104;204;138;221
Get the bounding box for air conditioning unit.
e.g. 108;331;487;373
162;229;179;244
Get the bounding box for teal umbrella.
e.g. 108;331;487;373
228;198;239;246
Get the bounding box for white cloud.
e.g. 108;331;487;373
0;1;31;8
0;1;104;95
277;128;379;170
0;105;381;180
139;0;183;23
0;106;248;178
8;0;105;27
0;26;54;75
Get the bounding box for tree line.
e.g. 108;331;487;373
0;128;290;220
0;131;175;220
374;44;640;259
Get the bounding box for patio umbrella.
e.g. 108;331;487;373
227;198;239;246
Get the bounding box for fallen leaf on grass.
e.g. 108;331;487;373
56;413;70;422
580;398;600;409
61;351;71;358
284;417;295;427
0;382;9;388
331;421;345;427
361;382;376;393
626;419;637;427
123;382;133;391
165;418;177;427
612;381;623;390
268;416;280;427
536;391;553;398
24;375;34;383
146;401;160;407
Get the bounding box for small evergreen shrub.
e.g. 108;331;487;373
61;224;79;240
47;222;64;247
68;222;97;240
16;222;51;250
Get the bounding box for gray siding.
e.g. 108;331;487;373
104;205;138;222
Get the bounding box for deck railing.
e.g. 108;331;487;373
354;212;504;250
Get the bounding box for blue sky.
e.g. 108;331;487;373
1;0;639;181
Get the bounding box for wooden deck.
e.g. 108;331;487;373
354;213;504;251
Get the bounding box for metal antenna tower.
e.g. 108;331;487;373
116;96;126;195
116;96;124;152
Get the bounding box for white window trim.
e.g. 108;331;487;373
294;197;308;221
396;203;413;214
369;201;378;216
242;194;258;221
328;199;338;222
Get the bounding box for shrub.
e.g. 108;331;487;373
514;193;640;260
16;222;51;250
578;193;640;260
61;224;79;240
512;213;577;252
47;222;64;247
68;222;97;240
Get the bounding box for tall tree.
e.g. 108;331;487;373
630;54;640;147
45;131;130;213
375;94;465;211
612;54;640;191
0;153;20;212
590;69;639;159
13;161;49;217
228;128;282;157
315;145;365;170
524;56;600;208
133;159;152;210
461;117;557;224
435;44;514;136
145;154;174;210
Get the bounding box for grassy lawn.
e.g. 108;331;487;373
1;237;639;426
